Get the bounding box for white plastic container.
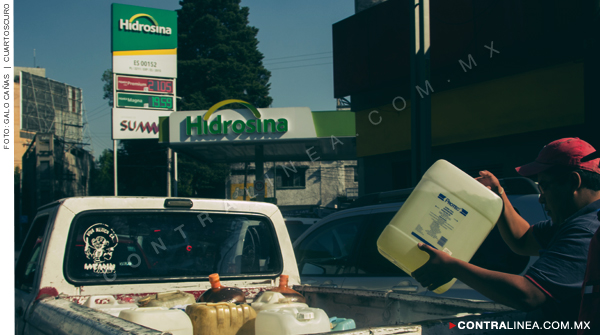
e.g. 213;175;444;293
251;291;309;312
118;307;193;335
377;159;503;294
83;295;138;317
255;306;330;335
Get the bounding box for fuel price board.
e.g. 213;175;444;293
116;93;174;110
116;75;174;94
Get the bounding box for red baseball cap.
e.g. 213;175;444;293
515;138;600;176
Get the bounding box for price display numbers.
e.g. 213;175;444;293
115;74;175;111
116;75;174;94
146;79;173;94
116;93;174;111
149;96;173;110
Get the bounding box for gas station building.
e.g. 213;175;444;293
159;107;358;216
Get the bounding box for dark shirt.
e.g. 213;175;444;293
578;214;600;335
525;199;600;322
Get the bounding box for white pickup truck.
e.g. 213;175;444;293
15;197;526;335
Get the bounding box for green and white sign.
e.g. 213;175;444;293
167;107;319;143
159;107;358;162
111;3;177;78
116;93;174;110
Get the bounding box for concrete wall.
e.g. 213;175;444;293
228;160;358;213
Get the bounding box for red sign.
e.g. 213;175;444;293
116;75;174;94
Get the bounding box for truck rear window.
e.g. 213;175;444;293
64;211;283;284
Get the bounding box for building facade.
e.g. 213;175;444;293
21;133;93;225
15;69;93;243
228;160;358;217
333;0;599;195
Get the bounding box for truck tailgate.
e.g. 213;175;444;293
27;298;166;335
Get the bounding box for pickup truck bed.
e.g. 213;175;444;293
15;197;525;335
32;287;522;335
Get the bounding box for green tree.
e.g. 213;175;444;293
90;149;115;195
177;0;273;110
101;70;113;107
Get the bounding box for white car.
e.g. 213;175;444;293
293;178;547;300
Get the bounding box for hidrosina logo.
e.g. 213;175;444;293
438;193;469;216
203;99;261;121
119;13;172;35
186;99;288;136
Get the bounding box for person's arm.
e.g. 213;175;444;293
412;243;548;311
476;171;541;256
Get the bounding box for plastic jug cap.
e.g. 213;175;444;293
208;273;221;289
297;312;315;320
279;275;289;288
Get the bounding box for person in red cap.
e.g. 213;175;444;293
412;138;600;327
578;210;600;335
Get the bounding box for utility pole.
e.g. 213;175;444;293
167;148;172;197
113;140;118;196
255;145;265;201
410;0;432;186
174;152;178;196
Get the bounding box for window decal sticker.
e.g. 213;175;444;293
83;223;119;274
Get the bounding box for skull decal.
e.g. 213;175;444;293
84;223;118;271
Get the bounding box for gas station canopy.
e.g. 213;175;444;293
159;108;357;163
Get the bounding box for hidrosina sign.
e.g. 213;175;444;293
186;115;288;135
111;4;177;78
185;100;287;136
166;105;318;144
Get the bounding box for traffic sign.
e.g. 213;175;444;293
254;180;265;193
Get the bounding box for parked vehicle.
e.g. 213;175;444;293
293;177;547;300
283;217;320;242
15;195;535;335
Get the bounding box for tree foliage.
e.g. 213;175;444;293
101;70;113;107
90;148;115;196
177;0;273;110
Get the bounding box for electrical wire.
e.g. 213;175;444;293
263;51;332;62
86;102;111;116
264;55;332;66
86;107;110;119
87;110;111;123
268;62;332;71
88;126;112;150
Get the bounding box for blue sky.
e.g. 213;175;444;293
15;0;354;158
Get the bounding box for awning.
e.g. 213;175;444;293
159;108;357;163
